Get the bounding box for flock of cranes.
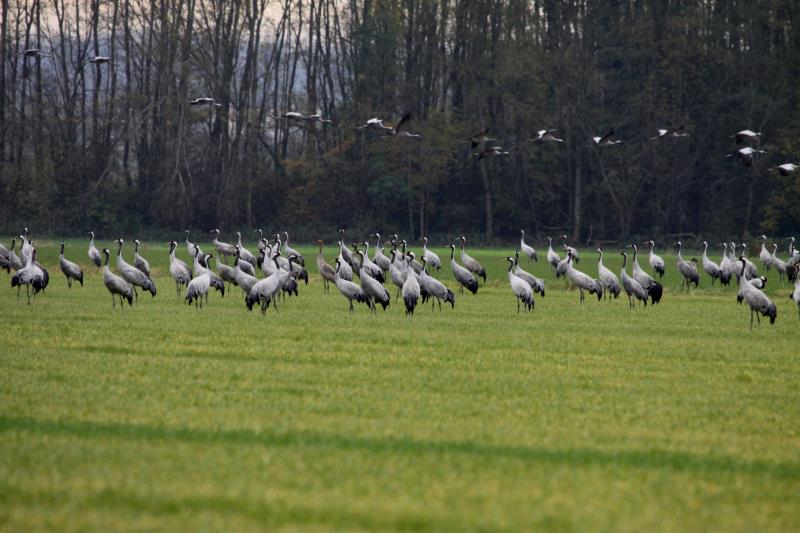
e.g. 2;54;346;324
3;227;800;329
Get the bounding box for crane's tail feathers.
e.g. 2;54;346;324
445;289;456;308
465;279;479;294
78;272;84;286
648;282;663;304
93;258;101;267
655;265;665;277
764;303;777;324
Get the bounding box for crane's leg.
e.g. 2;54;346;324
176;281;180;296
517;297;520;314
750;308;754;330
349;300;354;315
756;312;761;325
438;299;442;312
112;294;116;312
26;285;31;305
579;289;584;303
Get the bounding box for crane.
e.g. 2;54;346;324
101;248;134;311
596;248;620;299
448;244;478;294
133;239;151;276
316;240;337;293
459;236;486;282
675;241;700;290
168;241;192;296
401;253;421;315
87;231;102;267
620;251;647;309
421;237;442;269
506;256;534;312
513;251;545;297
647;240;665;278
210;229;236;263
546;236;561;271
631;244;663;304
419;258;455;311
59;242;84;288
565;250;603;302
520;230;538;262
736;258;777;329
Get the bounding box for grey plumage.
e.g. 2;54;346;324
419;258;455;311
357;251;391;313
449;244;478;294
459;236;486;282
211;229;236;263
401;253;421;315
133;239;151;276
520;230;538;262
620;251;647;308
565;251;603;302
675;241;700;289
235;232;258;266
506;256;534;313
631;244;663;304
333;258;369;314
596;248;620;299
115;239;157;299
316;240;337;292
59;241;84;288
421;237;442;270
701;241;721;285
546;236;560;271
168;241;192;296
648;240;665;278
11;245;47;304
736;258;777;329
88;231;102;267
101;248;134;310
513;251;545;297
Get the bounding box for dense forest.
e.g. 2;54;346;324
1;0;799;243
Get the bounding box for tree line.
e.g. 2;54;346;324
1;0;799;244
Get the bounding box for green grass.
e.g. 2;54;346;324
1;238;798;531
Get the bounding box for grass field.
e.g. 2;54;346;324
1;238;798;531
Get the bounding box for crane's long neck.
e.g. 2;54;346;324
677;243;683;260
449;247;455;261
621;254;627;270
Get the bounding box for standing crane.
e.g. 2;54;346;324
647;240;665;278
168;241;192;296
59;242;84;288
419;258;456;311
235;232;258;266
631;244;663;304
210;229;236;263
371;234;392;272
770;243;787;283
737;257;777;329
759;235;772;270
11;245;47;304
701;241;721;285
401;253;421;316
565;250;603;302
560;235;579;263
620;251;647;309
448;244;478;294
115;239;157;300
513;251;545;297
520;230;538;262
88;231;102;267
675;241;700;290
355;251;390;313
506;256;534;313
133;239;151;276
101;248;134;311
282;232;305;266
333;258;369;314
596;248;620;299
421;237;442;270
316;240;337;293
459;236;486;282
546;236;561;272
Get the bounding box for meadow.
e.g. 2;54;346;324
1;238;798;531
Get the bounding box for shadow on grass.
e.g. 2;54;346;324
1;415;797;481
